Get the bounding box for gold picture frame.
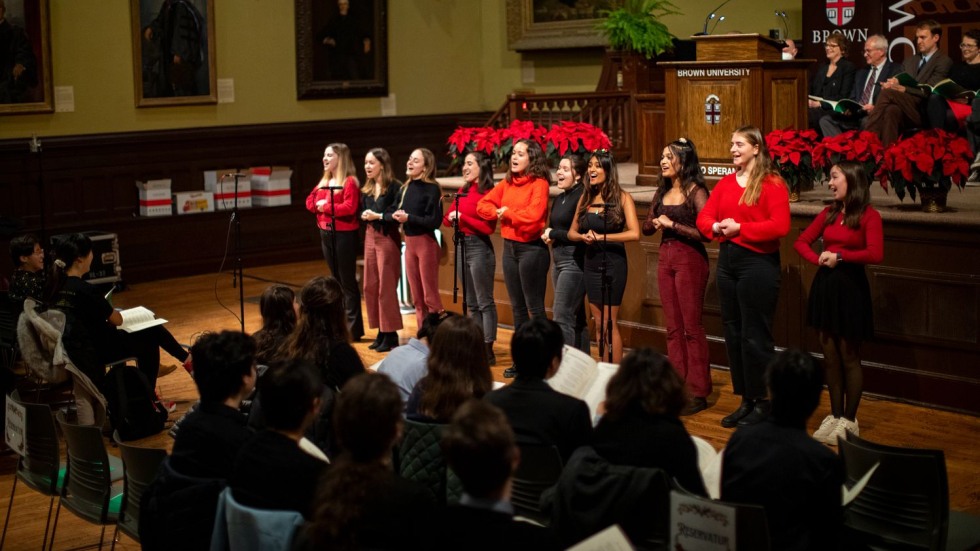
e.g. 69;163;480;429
506;0;614;51
130;0;217;107
0;0;53;115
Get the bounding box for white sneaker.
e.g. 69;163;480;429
812;415;839;443
828;418;859;446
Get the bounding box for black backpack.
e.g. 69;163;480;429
103;364;168;440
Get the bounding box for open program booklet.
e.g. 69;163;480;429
118;306;168;333
546;346;619;420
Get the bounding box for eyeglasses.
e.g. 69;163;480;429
825;43;841;49
960;43;978;50
863;48;883;53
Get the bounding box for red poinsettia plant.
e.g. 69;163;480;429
812;130;884;182
544;120;613;160
447;120;611;170
764;127;820;193
876;129;972;201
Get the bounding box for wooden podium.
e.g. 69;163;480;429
659;34;812;176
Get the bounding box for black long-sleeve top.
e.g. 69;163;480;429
362;180;402;236
385;179;443;238
643;184;710;257
548;183;585;245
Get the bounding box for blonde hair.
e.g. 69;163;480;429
323;143;358;187
398;148;442;209
733;126;775;206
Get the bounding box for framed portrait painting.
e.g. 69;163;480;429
130;0;216;107
506;0;615;51
0;0;53;115
295;0;388;99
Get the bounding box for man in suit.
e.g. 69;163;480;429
820;34;903;137
865;19;954;146
484;317;592;463
437;400;557;550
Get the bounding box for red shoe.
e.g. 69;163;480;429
182;354;194;376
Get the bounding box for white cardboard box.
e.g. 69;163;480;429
136;179;172;217
251;166;291;207
173;191;215;215
205;175;252;210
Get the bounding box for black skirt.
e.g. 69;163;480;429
585;246;628;306
806;263;874;340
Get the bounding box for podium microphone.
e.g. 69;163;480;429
697;0;733;35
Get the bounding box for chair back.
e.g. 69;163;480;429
9;390;62;495
669;485;770;551
114;431;167;542
209;487;303;551
55;411;122;524
0;291;19;372
512;444;563;524
396;419;450;505
838;434;949;550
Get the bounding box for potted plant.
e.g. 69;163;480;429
765;128;820;202
812;130;884;184
595;0;679;93
446;121;611;171
543;121;613;162
877;129;972;212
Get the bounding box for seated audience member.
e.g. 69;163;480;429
405;315;493;423
230;359;327;519
294;373;436;550
281;276;364;390
807;32;856;134
721;349;844;551
819;35;903;137
377;311;452;406
485;317;592;463
438;400;557;550
252;284;297;365
864;19;953;146
925;29;980;133
170;331;257;479
8;233;44;305
592;348;707;496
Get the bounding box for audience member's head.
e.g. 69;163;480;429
254;284;297;363
284;276;350;363
915;19;942;55
441;399;519;500
257;359;321;433
416;310;454;343
10;233;43;271
334;373;403;463
190;330;257;404
44;233;92;302
825;31;850;57
511;317;564;380
604;347;687;420
766;349;823;426
419;315;493;422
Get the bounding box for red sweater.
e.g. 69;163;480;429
696;173;791;254
476;174;549;243
442;187;497;236
794;206;883;265
306;176;361;232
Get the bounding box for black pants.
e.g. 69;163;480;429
716;242;780;400
320;229;364;339
502;239;550;331
101;325;187;388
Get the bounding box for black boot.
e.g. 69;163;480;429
503;365;517;378
737;399;771;426
375;332;399;353
721;399;755;428
485;342;496;366
368;332;383;350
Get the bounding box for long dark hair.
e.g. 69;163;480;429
651;138;709;208
577;149;625;227
825;161;871;230
360;147;396;196
309;373;404;549
43;233;92;303
417;316;493;422
604;347;687;419
461;151;495;195
281;276;351;384
253;284;296;364
562;153;587;186
506;139;552;184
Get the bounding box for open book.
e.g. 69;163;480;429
894;74;977;100
118;306;168;333
809;95;865;116
546;346;618;421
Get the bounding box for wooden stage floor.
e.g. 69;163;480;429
1;260;977;549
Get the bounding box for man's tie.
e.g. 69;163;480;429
917;57;926;74
860;66;878;105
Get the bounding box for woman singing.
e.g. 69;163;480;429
697;126;790;428
360;148;403;353
542;154;589;353
443;151;498;365
389;148;444;327
794;161;882;445
568;149;640;364
642;138;711;415
305;143;364;340
477;139;551;376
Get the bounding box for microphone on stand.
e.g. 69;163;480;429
697;0;733;35
443;193;469;199
326;185;345;190
775;10;789;40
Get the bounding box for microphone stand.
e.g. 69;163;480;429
227;173;245;333
597;205;613;363
327;185;340;281
450;193;468;316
